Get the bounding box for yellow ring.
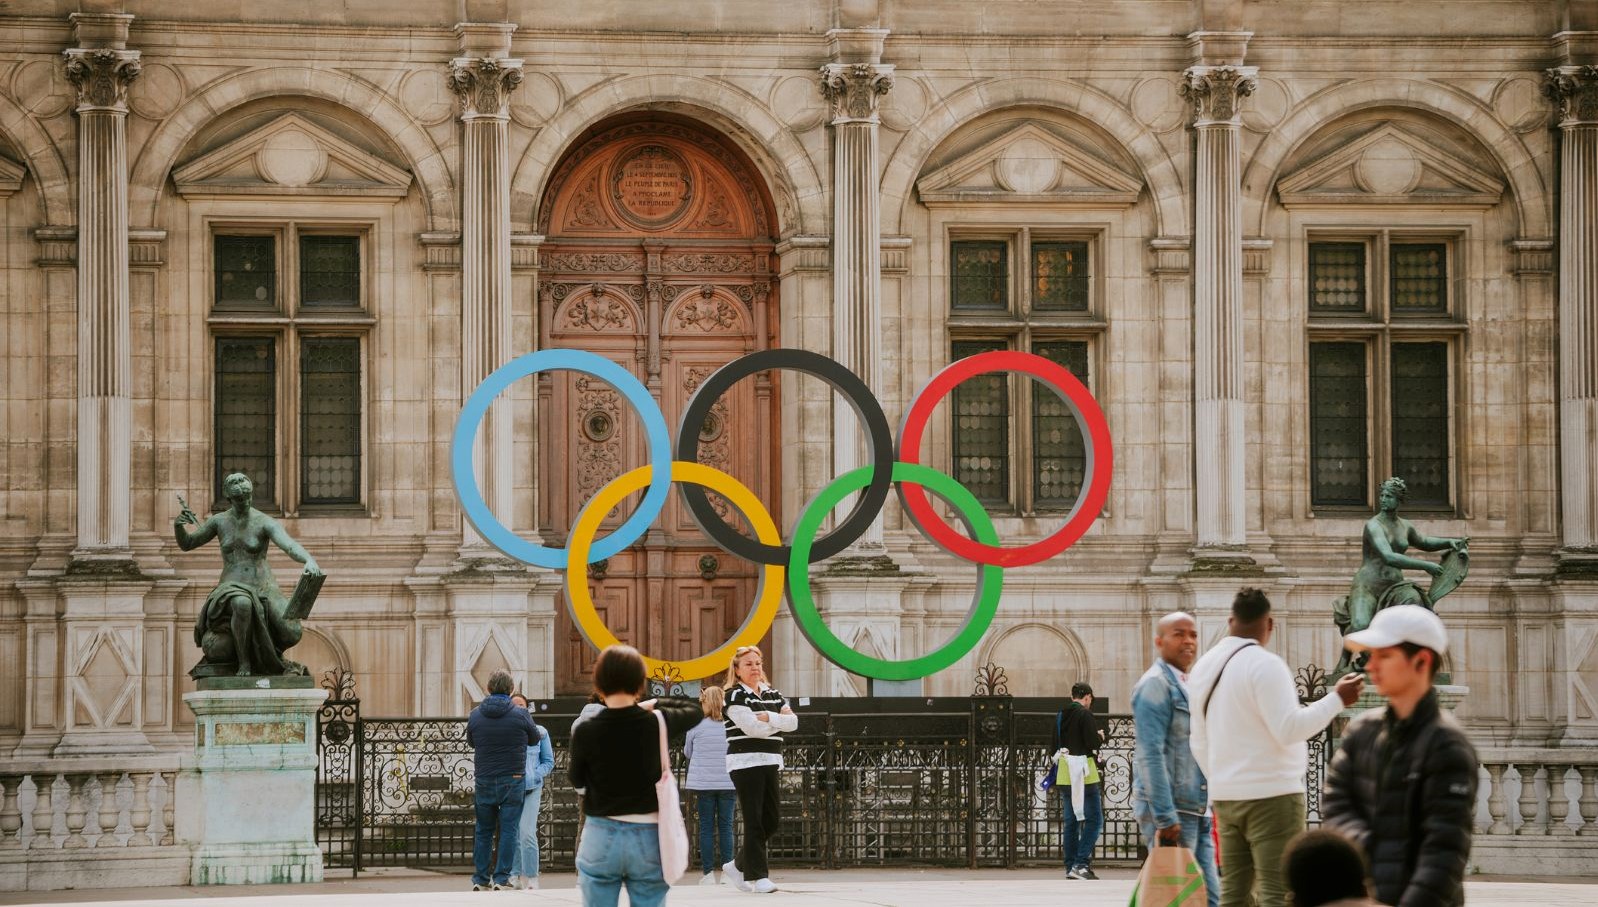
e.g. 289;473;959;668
566;461;785;681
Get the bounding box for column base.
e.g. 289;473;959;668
52;728;156;757
1554;549;1598;578
191;842;323;886
1187;546;1262;575
63;553;143;577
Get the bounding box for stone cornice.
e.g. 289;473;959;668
1544;65;1598;128
820;62;894;126
62;47;141;114
1181;65;1257;127
448;56;524;122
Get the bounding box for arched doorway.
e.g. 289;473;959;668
537;114;779;694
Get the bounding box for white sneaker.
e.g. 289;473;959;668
699;873;719;886
751;878;778;893
722;860;743;885
523;876;540;890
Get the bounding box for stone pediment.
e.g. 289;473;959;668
916;123;1142;206
1277;124;1503;207
173;113;412;198
0;155;23;197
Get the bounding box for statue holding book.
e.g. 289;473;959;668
1331;475;1468;677
175;472;325;679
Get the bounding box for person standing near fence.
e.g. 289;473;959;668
466;669;539;891
508;692;555;890
1323;606;1477;907
1188;588;1363;907
722;645;797;894
569;645;704;907
1051;681;1105;880
1131;612;1219;907
684;685;737;886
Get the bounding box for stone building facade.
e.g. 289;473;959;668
1;0;1597;757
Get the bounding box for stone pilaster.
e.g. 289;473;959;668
1546;65;1598;561
820;29;893;555
1182;63;1256;558
449;25;525;557
63;14;140;564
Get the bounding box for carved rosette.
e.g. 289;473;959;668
62;48;142;113
1181;65;1259;127
448;57;525;121
574;375;623;503
819;63;895;125
1545;65;1598;128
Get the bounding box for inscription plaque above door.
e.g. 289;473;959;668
613;144;693;228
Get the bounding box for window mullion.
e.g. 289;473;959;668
1018;227;1031;318
1016;328;1031;515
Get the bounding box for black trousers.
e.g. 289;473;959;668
729;764;781;881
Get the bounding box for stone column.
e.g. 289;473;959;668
820;29;892;556
1181;63;1256;557
63;14;140;563
449;25;524;558
1546;65;1598;557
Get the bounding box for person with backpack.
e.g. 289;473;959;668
684;685;737;886
1050;681;1105;880
1188;588;1363;907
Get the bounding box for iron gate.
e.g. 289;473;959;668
315;669;1332;873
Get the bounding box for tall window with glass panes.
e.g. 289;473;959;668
1306;233;1460;511
211;227;368;512
947;232;1101;513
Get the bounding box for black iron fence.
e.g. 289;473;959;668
314;670;1332;874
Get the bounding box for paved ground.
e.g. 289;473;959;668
3;868;1595;907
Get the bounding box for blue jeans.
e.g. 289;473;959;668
694;790;737;875
1060;783;1103;870
472;774;525;887
1135;804;1221;907
576;816;669;907
509;785;543;880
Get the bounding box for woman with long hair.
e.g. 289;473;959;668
568;645;702;907
684;685;737;886
720;645;796;894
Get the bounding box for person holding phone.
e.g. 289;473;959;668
720;645;796;894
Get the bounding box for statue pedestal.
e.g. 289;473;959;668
177;687;327;885
1332;684;1470;749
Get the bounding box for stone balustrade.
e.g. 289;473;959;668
1470;749;1598;874
0;755;191;891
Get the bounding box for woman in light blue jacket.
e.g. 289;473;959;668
509;693;555;890
684;685;737;886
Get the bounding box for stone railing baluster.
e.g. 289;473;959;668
127;771;153;846
1516;763;1546;835
159;770;175;846
1485;763;1511;834
1579;765;1598;837
62;774;90;848
0;775;22;848
1547;763;1574;835
95;771;123;847
30;773;57;849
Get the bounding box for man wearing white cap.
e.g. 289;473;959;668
1323;605;1478;907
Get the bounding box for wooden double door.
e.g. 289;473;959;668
537;116;780;693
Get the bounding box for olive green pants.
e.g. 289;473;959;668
1213;793;1305;907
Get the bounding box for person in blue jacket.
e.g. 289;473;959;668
466;670;538;891
509;692;555;890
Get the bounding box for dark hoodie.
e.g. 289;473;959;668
467;693;538;782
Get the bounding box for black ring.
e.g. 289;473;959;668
675;348;895;565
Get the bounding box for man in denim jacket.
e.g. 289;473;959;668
1132;612;1219;907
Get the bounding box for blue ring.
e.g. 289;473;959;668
451;349;672;568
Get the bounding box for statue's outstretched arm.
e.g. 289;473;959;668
267;519;320;574
174;515;217;551
1369;518;1441;574
1408;522;1466;553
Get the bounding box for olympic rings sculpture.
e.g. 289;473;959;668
451;347;1112;681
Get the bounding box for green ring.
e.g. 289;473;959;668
787;462;1003;680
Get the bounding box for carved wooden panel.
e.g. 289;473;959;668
541;117;779;694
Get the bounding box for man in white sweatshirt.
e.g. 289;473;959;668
1188;588;1363;907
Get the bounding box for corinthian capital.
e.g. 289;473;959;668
448;57;524;121
1544;65;1598;128
62;48;141;113
1181;65;1258;127
820;63;895;125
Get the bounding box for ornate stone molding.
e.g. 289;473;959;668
1181;65;1258;127
448;57;524;121
820;63;895;125
1544;65;1598;128
63;48;141;113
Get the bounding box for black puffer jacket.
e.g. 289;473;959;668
1323;689;1478;907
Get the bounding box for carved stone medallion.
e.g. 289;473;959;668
611;144;694;229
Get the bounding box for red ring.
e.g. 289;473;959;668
895;350;1113;567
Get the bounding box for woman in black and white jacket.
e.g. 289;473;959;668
719;645;797;894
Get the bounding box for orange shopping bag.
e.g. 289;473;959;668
1128;843;1207;907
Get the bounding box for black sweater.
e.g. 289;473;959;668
1051;700;1101;762
568;698;702;817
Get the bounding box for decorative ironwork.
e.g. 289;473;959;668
315;673;361;871
647;664;691;699
321;667;357;700
973;662;1010;697
314;697;1332;872
1295;663;1330;705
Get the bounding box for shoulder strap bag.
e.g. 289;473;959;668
654;711;690;884
1201;640;1259;719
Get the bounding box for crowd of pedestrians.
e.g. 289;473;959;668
462;585;1475;906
